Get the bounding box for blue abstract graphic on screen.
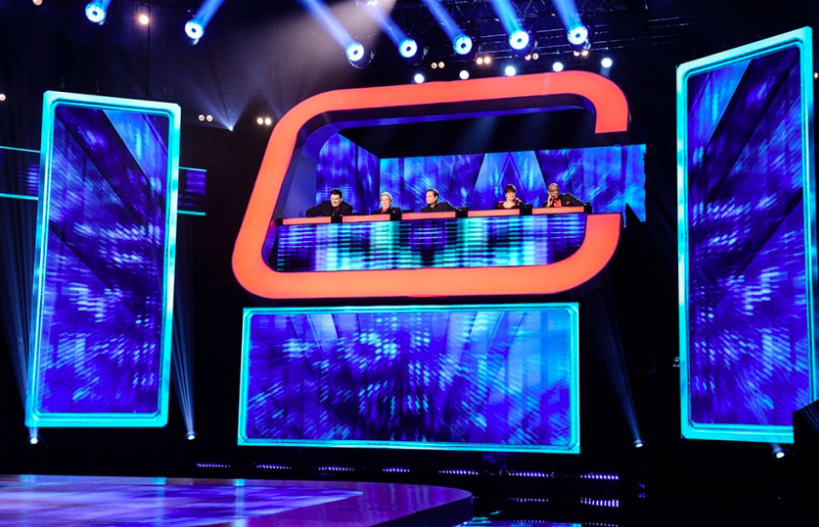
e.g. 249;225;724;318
680;30;817;442
240;305;580;453
316;135;644;220
274;214;585;272
27;94;179;427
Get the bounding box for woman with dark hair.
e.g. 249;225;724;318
496;184;523;209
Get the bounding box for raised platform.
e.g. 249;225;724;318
0;475;472;527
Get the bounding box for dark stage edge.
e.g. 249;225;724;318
0;474;473;527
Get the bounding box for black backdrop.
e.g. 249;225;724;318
1;0;818;517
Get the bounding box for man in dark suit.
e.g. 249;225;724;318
542;183;591;212
306;188;354;217
420;188;456;212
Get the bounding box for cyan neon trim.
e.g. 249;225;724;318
677;27;817;443
238;303;580;453
26;92;181;428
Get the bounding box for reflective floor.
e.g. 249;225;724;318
0;475;472;527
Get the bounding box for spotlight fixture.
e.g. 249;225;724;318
413;73;425;84
28;434;40;445
552;61;564;72
484;56;492;65
33;0;43;5
567;24;589;46
581;49;589;57
206;115;213;122
398;38;418;59
431;62;438;69
601;57;613;68
437;61;445;69
815;72;818;80
185;19;204;41
476;57;484;65
459;70;470;80
263;117;273;126
633;439;644;448
525;54;532;61
198;114;205;122
504;65;516;77
775;451;785;459
531;52;539;60
137;11;150;25
346;41;365;63
453;34;473;55
256;117;264;125
85;1;106;24
509;29;530;51
186;432;197;441
0;94;6;102
573;50;580;57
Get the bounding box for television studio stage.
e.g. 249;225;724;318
2;1;819;526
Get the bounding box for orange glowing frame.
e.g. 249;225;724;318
233;72;628;299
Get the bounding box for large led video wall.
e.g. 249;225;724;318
239;304;580;453
26;92;180;427
678;28;817;442
317;133;645;221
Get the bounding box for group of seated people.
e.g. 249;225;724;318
305;184;588;218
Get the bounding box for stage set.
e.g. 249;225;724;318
2;0;819;526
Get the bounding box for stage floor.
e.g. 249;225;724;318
0;475;472;526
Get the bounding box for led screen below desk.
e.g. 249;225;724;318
271;208;590;273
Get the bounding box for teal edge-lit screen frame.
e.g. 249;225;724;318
26;92;181;427
676;28;818;442
238;304;581;453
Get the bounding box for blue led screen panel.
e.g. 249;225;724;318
240;304;580;453
274;214;585;272
26;92;181;427
316;136;645;222
678;28;817;442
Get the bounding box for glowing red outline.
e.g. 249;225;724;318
233;72;628;299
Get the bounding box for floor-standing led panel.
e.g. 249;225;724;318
239;304;580;453
26;92;181;427
677;28;817;442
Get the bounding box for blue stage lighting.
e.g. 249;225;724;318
185;20;204;40
413;73;425;84
346;42;365;62
453;34;473;55
459;70;470;80
186;431;197;441
509;30;530;50
504;65;516;76
552;61;564;72
567;24;589;46
85;1;106;23
398;38;418;59
633;439;644;448
601;56;613;68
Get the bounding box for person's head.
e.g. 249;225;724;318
330;189;343;207
504;184;517;201
379;192;392;209
548;183;560;200
425;189;439;205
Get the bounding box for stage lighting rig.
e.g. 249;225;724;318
0;94;6;102
399;38;418;59
186;432;197;441
567;24;588;46
85;1;107;24
504;65;516;76
453;34;473;55
552;61;564;72
633;439;644;448
137;5;150;26
185;20;204;41
601;57;613;68
509;29;530;51
459;70;469;80
413;73;425;84
33;0;43;5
